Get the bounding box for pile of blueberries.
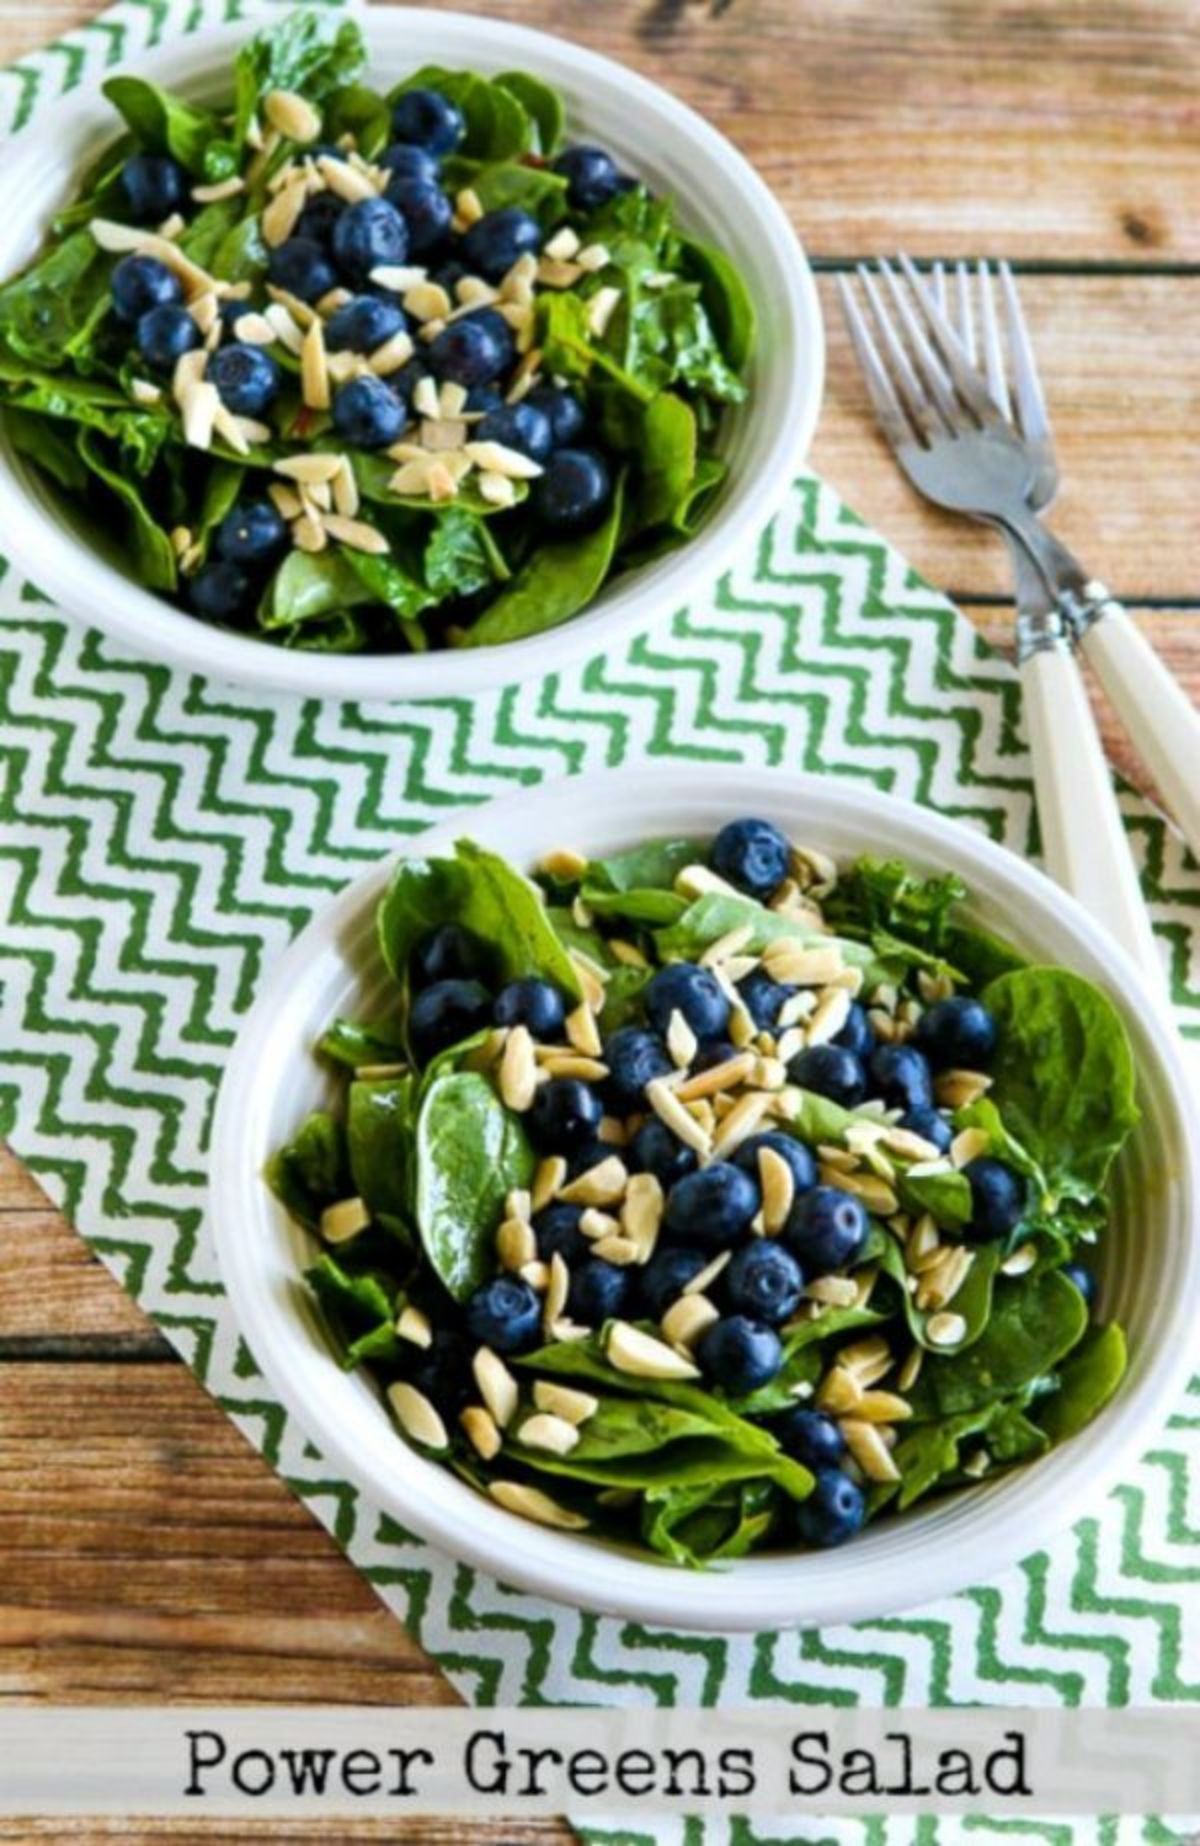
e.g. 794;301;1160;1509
105;87;630;625
396;817;1062;1548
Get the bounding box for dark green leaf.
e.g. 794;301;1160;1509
414;1070;534;1301
1036;1322;1127;1441
348;1074;419;1224
461;474;625;647
266;1110;349;1229
494;71;565;155
655;891;873;967
76;428;176;591
677;233;757;371
0;231;112;369
906;1269;1088;1419
318;1018;407;1070
102;76;233;179
232;11;366;151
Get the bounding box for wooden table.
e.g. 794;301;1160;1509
2;0;1197;1838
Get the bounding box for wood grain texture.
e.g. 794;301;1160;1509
0;1;1197;1839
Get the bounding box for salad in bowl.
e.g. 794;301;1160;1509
0;10;754;658
266;812;1138;1567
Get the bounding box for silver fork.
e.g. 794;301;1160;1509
838;257;1166;990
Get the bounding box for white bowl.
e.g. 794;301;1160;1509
0;11;821;699
210;767;1200;1632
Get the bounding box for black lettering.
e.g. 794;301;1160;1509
934;1748;980;1796
789;1731;833;1796
387;1747;434;1796
341;1749;383;1797
231;1750;275;1798
566;1748;609;1798
184;1730;226;1798
717;1747;757;1798
614;1749;656;1798
278;1749;336;1796
839;1747;880;1796
886;1732;930;1796
661;1746;711;1799
986;1731;1032;1797
518;1745;564;1798
464;1730;508;1795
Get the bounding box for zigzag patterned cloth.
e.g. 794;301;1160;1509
0;5;1197;1842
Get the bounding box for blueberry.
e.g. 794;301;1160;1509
268;236;338;303
602;1026;672;1111
524;385;586;449
325;293;407;354
1061;1262;1097;1308
332;374;406;448
465;383;504;415
628;1117;698;1190
111;253;181;323
135;303;199;370
391;87;465;156
385;176;452;255
724;1241;804;1325
120;152;187;224
787;1044;866;1109
637;1246;709;1320
565;1138;613;1178
551;143;622;212
493;977;567;1038
833;1002;876;1061
794;1467;866;1548
214;500;288;566
644;962;731;1045
737;968;796;1030
188;559;251;623
531;1202;588;1267
219;300;254;331
692;1039;738;1073
783;1185;869;1274
899;1106;954;1155
461;206;542;282
710;816;790;900
332;196;408;282
914;996;999;1071
207;344;281;418
697;1316;782;1393
379;141;441;184
868;1043;933;1112
475;401;553;462
427;311;514;387
404;1329;473;1417
532;447;612;533
409;923;488;988
663;1162;760;1252
295;190;344;247
732;1130;817;1198
775;1407;846;1470
408;977;493;1064
465;1275;542;1354
568;1257;630;1325
962;1157;1025;1241
431;257;468;298
526;1077;603;1153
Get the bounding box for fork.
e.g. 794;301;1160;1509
837;257;1179;989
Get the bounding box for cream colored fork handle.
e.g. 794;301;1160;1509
1021;643;1164;989
1075;598;1200;864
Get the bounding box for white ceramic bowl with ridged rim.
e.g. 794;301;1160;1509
210;767;1200;1631
0;11;821;699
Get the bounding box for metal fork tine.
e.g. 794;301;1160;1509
976;261;1012;419
896;252;1002;424
998;259;1052;448
855;264;941;440
875;259;960;429
835;275;913;451
954;262;977;364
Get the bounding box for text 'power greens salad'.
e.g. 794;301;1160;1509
0;11;754;656
269;818;1137;1565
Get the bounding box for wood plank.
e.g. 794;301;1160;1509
0;1827;574;1843
813;273;1200;603
0;0;1195;261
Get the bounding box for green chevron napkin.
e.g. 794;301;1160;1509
1;5;1198;1843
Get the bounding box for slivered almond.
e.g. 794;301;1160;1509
646;1077;711;1155
1001;1242;1038;1277
533;1381;598;1425
473;1348;518;1428
591;1234;641;1265
896;1345;924;1392
532;1155;568;1213
88;220;214;295
331;458;360;519
683;1250;732;1297
369;329;415;376
881;1125;944;1162
264;302;305;353
192;174;245;204
806;986;852;1046
268;483;303;520
936;1068;994;1110
557;1156;628;1207
387;1382;448;1450
454;186;485;226
836;1170;900;1216
760;941;846;985
710;1090;771;1158
587;286;621;336
404;280;451;322
674;862;739;900
477;470;515;507
264;87;322;143
300;316;330;410
543;1252;570;1333
950;1127;991;1169
232;311;277;347
674;1051;756;1102
180;379;219;450
489;1481;588;1530
460;1405;501;1461
806;1275;860;1308
759;1146;796;1235
606;1320;700;1381
840;1417;900;1483
496;1214;537;1271
661;1292;719;1351
318;154;376;202
463;439;543;479
262;180;308;248
855;1390;912;1424
667;1009;698;1069
816;1365;862;1413
324;513;389;555
579;1209;620;1240
212;404;251;455
395;1304;432;1349
518;1412;579;1456
319;1196;370;1244
838;1336;893;1387
370;264;428;293
926;1310;968;1348
565;1002;602;1057
274;451;345;484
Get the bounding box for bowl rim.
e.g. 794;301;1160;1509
209;765;1200;1633
0;8;823;700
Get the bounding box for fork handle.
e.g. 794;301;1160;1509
1066;586;1200;865
1020;640;1164;989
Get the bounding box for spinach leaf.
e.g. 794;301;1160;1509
0;231;112;369
260;548;375;629
414;1071;533;1301
655;892;873;968
342;544;437;625
537;292;653;402
982;967;1139;1201
3;409;88;490
231;11;366;151
953;1095;1048;1204
878;1235;1001;1352
318;1018;407;1070
460;475;626;647
730;1306;884;1415
423;505;505;597
585;837;704;894
305;1252;402;1371
942;918;1028;988
266;1110;348;1229
823;857;966;970
324;82;391;159
898;1164;973;1229
637;391;697;530
76;428;176;591
348;1074;419;1225
907;1269;1088;1419
598;964;653;1033
1036;1322;1127;1441
580;886;687;927
642;1479;776;1567
390;67;531;162
626;277;745;403
102;77;235;182
677;234;757;372
495;71;565;155
545;1395;732;1461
